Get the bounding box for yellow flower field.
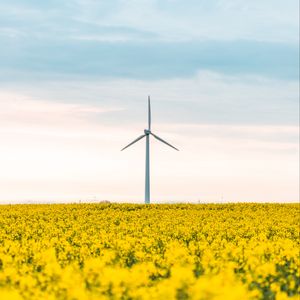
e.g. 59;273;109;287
0;203;299;300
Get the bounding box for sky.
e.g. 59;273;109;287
0;0;299;203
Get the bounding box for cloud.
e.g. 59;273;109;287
0;1;298;81
0;91;123;138
2;72;297;126
99;0;299;43
0;39;298;81
1;0;298;43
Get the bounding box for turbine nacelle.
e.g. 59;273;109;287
144;129;151;135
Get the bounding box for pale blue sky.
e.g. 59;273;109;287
0;0;299;203
1;0;299;81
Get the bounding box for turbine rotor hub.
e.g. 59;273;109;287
144;129;151;135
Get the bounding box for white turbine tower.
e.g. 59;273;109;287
121;96;179;204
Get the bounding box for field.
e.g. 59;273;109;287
0;203;299;300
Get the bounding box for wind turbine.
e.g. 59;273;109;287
121;96;179;204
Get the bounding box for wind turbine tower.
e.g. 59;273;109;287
121;96;179;204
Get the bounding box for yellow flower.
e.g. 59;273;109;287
0;203;298;299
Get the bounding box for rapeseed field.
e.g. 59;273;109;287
0;203;299;300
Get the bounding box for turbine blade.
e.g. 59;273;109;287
148;95;151;130
121;134;146;151
151;132;179;151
